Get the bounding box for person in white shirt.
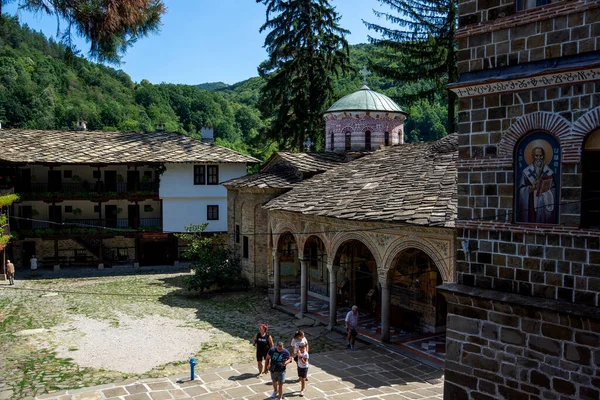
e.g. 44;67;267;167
345;305;359;350
296;343;309;397
30;255;38;276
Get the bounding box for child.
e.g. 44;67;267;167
290;330;309;364
290;330;309;381
296;343;309;397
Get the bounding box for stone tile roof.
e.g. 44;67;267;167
223;151;348;189
0;129;259;164
264;134;458;227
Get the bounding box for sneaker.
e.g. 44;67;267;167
270;391;277;398
351;344;355;350
346;343;351;349
299;391;304;397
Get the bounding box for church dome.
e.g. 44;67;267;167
325;85;406;114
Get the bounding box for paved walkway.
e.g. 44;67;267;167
35;346;443;400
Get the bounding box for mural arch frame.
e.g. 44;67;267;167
330;231;382;272
271;219;303;256
382;238;452;284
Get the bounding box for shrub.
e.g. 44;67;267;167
176;224;249;292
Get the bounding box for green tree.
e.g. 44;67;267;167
364;0;457;133
176;224;248;292
256;0;351;150
9;0;166;63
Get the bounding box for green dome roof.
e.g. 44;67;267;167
325;85;405;114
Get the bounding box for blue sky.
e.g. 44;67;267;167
5;0;388;85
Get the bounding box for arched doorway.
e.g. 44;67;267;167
278;232;299;289
304;236;329;297
388;248;446;333
334;240;377;314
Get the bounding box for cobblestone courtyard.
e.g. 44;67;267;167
0;271;443;399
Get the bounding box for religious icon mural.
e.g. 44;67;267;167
515;132;561;224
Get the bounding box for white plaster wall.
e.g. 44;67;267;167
159;163;247;198
160;162;248;233
162;198;227;233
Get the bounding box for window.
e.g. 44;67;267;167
235;224;240;243
582;129;600;229
330;132;334;151
65;206;73;213
94;205;100;213
243;236;249;258
193;165;205;185
207;205;219;220
63;170;72;178
345;131;351;151
144;205;153;212
143;171;152;179
207;165;219;185
93;170;101;179
516;0;549;11
365;131;371;150
384;132;390;146
514;132;560;224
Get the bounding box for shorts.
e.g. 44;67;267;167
271;370;286;383
256;349;269;362
348;328;357;337
297;367;308;378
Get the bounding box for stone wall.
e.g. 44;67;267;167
443;286;599;400
324;115;404;151
445;1;600;398
227;188;282;288
457;1;599;74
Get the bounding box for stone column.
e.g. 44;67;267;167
273;249;281;305
300;258;308;314
380;278;391;342
328;263;338;330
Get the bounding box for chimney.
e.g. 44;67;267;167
201;126;214;142
76;120;87;131
155;122;165;132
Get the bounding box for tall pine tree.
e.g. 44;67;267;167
256;0;351;150
364;0;457;134
3;0;165;63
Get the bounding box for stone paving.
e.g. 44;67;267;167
35;346;444;400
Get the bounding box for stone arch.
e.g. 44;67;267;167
572;106;600;162
271;219;302;255
330;231;381;271
382;239;452;283
498;112;572;162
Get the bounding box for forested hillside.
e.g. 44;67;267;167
0;16;448;161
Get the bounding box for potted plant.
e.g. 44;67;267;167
72;208;82;216
116;174;124;183
72;175;81;182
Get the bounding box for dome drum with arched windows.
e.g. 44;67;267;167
323;85;407;153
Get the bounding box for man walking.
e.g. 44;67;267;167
345;305;359;350
265;341;291;399
6;259;15;285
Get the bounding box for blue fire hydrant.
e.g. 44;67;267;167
189;357;196;381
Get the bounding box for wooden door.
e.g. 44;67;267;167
105;205;117;228
48;170;62;192
104;171;117;192
127;171;139;192
128;204;139;229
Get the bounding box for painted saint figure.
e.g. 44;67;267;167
517;146;556;223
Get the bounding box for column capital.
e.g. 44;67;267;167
271;248;280;260
378;277;390;289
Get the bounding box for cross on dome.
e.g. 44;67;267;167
361;65;371;86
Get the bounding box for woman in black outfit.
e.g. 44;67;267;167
253;323;274;375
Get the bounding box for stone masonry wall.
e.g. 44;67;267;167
324;116;403;151
228;189;280;288
443;289;600;400
457;1;600;75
